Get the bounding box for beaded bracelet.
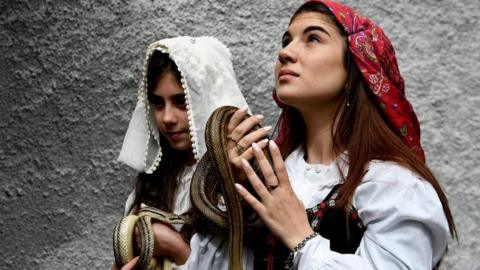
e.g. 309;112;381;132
284;232;320;270
292;232;319;252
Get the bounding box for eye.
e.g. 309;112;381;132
154;102;165;110
148;94;165;109
174;95;187;109
307;34;321;43
281;36;291;48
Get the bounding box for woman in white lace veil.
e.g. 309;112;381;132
113;36;249;269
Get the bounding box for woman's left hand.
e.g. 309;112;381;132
234;140;314;250
133;221;190;265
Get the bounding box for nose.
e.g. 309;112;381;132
161;104;177;126
278;42;297;65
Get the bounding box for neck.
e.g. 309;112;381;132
298;101;342;165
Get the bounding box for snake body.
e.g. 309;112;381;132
191;106;273;270
113;207;187;270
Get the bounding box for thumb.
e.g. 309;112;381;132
121;257;139;270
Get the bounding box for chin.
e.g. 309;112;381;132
276;90;303;108
277;83;299;99
171;145;187;151
171;142;192;152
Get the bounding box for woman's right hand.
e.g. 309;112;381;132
226;106;271;182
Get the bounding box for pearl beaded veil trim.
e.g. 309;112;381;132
118;36;249;173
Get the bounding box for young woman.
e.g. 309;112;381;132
190;1;456;269
113;36;250;270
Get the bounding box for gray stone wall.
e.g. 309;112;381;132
1;0;478;269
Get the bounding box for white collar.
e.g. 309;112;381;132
287;145;348;187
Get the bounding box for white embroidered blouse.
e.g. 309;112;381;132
186;145;450;269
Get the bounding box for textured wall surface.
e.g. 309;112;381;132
1;0;479;269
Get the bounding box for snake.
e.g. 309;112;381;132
112;206;187;270
190;105;273;270
113;106;272;270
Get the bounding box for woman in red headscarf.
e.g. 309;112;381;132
222;0;457;269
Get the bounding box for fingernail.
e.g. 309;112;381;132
269;140;278;149
234;183;243;190
241;158;249;168
256;114;264;120
263;126;272;131
240;106;249;113
252;142;260;152
261;138;269;144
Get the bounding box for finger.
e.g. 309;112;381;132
230;114;264;144
240;158;271;200
226;106;249;134
269;140;291;189
230;139;269;183
121;257;139;270
235;138;269;162
251;142;278;187
234;182;266;215
134;227;141;251
237;126;272;149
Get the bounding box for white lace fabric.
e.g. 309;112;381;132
117;36;248;173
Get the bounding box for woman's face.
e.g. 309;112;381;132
274;11;347;111
150;72;192;151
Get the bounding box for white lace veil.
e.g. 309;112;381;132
118;36;248;173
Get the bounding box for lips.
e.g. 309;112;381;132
278;68;299;81
165;130;187;140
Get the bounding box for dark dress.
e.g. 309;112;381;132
251;184;366;270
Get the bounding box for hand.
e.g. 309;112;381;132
133;221;190;265
234;140;314;250
226;107;271;181
111;257;138;270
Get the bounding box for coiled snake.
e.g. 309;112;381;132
113;207;187;270
113;106;271;270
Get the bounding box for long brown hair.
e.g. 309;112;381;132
129;50;191;214
276;1;457;239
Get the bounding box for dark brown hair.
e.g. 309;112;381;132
277;1;457;239
129;51;191;215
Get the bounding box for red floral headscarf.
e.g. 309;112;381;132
274;0;425;161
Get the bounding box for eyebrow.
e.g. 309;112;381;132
282;25;331;40
148;94;163;104
303;25;331;37
149;93;185;104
